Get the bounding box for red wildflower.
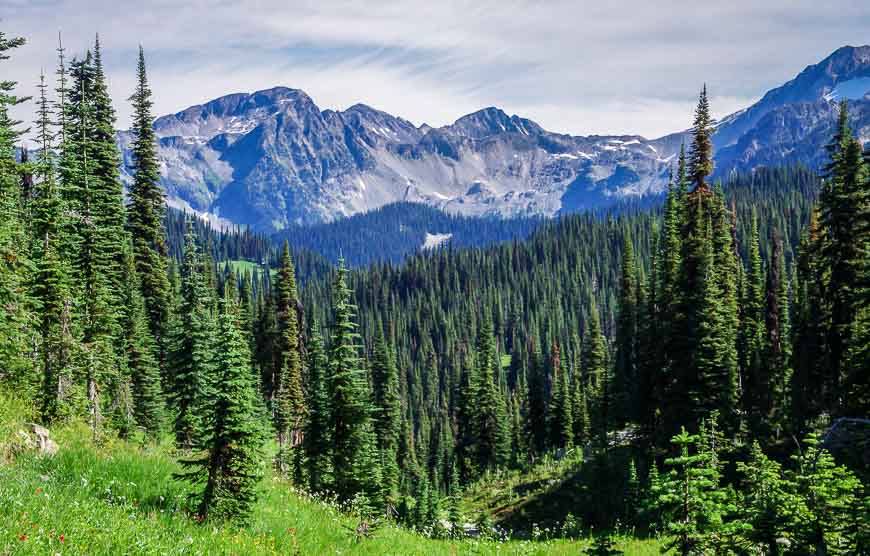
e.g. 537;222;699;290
59;534;65;543
19;534;27;542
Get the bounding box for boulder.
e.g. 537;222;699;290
14;423;58;457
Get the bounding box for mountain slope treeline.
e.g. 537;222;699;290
273;201;541;267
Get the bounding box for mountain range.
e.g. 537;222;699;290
119;45;870;232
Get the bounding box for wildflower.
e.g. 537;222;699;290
59;534;65;543
19;534;27;542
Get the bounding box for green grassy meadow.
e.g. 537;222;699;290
0;391;663;555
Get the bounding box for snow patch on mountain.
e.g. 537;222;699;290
422;233;453;250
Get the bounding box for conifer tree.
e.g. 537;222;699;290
548;341;573;449
742;211;766;429
169;220;216;448
0;31;36;391
658;427;730;555
177;288;265;522
624;459;641;526
525;341;549;455
120;240;164;436
571;368;590;447
52;33;80;278
88;36;126;297
31;70;79;422
67;50;120;435
328;258;380;502
273;242;305;474
582;297;608;443
253;289;278;397
711;191;740;430
456;345;479;480
509;390;528;467
126;46;170;366
688;85;714;192
761;233;792;439
792;213;828;428
661;148;687;306
474;313;509;471
635;263;657;434
371;326;401;505
614;232;637;424
304;317;333;493
735;441;798;552
788;435;862;553
847;141;870;416
818;101;868;414
665;89;741;437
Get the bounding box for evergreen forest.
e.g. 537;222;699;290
0;29;868;555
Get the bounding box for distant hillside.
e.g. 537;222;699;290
273;202;542;267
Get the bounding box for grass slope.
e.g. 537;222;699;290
461;438;647;539
0;393;662;555
227;259;274;276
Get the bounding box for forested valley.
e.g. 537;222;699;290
1;29;868;555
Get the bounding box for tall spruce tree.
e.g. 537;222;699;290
126;46;170;369
761;233;792;439
525;340;549;455
169;220;216;448
711;188;740;431
474;312;509;471
688;85;714;192
273;241;305;474
614;232;638;424
667;88;740;437
89;36;126;297
582;296;608;443
742;211;766;431
68;50;119;435
456;345;479;480
0;31;35;390
817;101;869;416
304;317;333;492
31;70;79;422
792;212;828;429
548;341;573;449
120;240;164;436
371;325;402;506
571;365;590;447
328;258;380;502
845;139;870;416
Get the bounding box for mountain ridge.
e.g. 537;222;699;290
119;45;870;231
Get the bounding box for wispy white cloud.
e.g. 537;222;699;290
2;0;869;138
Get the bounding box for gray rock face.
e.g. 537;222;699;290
119;46;870;232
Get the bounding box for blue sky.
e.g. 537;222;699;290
2;0;870;138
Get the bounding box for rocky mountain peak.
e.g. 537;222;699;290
449;107;543;139
119;45;870;232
